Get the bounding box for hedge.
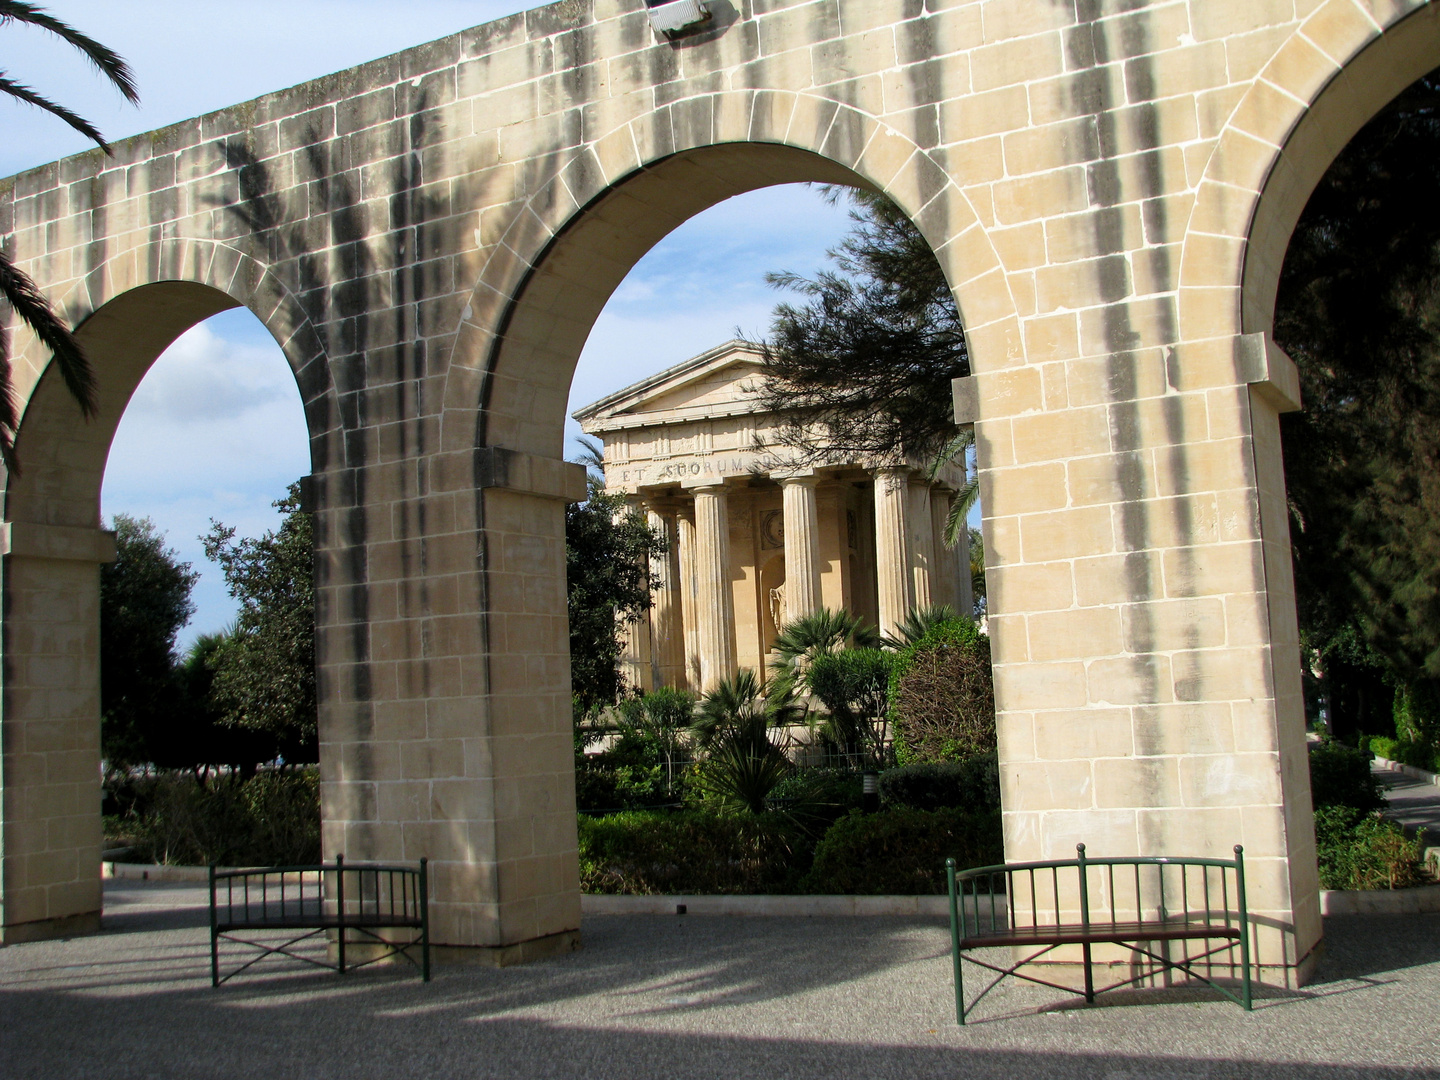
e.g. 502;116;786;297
105;770;320;866
1308;741;1384;810
578;811;803;894
799;808;1004;895
878;755;1000;814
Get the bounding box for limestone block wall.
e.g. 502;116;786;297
1;0;1435;977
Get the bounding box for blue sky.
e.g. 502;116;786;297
5;2;855;644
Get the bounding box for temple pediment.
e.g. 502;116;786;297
572;341;765;431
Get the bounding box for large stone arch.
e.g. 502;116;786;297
440;91;1020;457
0;238;337;942
410;101;1021;964
1156;0;1440;988
1178;0;1440;341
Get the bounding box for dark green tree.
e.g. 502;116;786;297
566;477;664;713
1275;70;1440;742
0;3;138;468
203;482;317;758
100;515;197;765
148;631;279;778
755;187;970;465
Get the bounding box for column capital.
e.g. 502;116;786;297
771;468;819;484
682;475;729;492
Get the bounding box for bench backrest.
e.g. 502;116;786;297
946;844;1248;939
209;855;428;929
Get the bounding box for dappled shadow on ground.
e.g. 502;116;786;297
0;884;1435;1079
1375;766;1440;837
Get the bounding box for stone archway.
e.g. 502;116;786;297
0;243;336;943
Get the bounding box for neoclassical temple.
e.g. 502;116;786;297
574;341;973;692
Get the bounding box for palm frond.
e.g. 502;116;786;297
569;434;606;478
881;603;960;649
0;2;138;103
0;73;112;149
0;251;98;426
942;474;980;548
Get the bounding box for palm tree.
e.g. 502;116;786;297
692;669;802;813
691;668;807;752
0;3;138;470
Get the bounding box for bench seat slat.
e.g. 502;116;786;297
216;915;424;932
958;920;1240;950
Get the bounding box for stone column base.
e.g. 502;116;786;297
0;909;102;945
332;928;582;969
430;929;582;967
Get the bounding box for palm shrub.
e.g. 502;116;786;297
888;618;995;764
806;647;894;767
693;670;801;813
881;604;962;649
769;607;879;695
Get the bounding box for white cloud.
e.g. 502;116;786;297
103;314;310;646
119;322;289;423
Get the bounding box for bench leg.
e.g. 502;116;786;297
954;949;966;1025
1081;941;1094;1004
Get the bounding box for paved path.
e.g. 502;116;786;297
1;881;1438;1079
1374;762;1440;841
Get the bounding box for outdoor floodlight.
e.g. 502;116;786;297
645;0;713;38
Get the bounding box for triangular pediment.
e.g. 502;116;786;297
573;340;768;430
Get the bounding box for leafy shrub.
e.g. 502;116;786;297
106;769;320;865
879;754;1000;814
800;808;1003;895
1314;806;1428;890
1368;735;1438;772
806;648;894;765
578;810;803;894
1308;741;1384;810
888;620;995;764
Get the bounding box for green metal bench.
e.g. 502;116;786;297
945;844;1252;1023
209;855;430;986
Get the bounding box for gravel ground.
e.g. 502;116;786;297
0;880;1437;1080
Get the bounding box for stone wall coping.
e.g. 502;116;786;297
102;863;1440;919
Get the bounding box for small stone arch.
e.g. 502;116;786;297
1177;0;1440;342
0;238;337;942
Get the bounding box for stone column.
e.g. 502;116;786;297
872;467;913;640
0;522;116;943
676;508;701;690
908;478;936;611
617;501;652;692
689;480;737;691
929;490;958;612
955;520;976;622
779;473;822;625
646;506;686;689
